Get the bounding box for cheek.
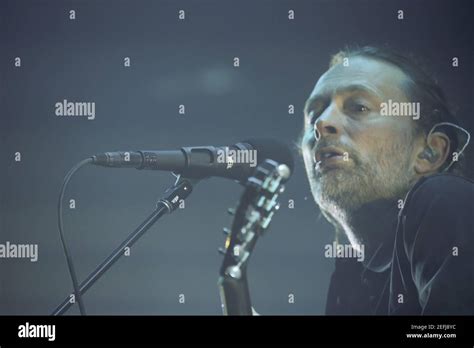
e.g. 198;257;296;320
347;119;408;162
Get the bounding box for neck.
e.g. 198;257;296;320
338;197;401;272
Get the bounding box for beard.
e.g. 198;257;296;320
303;136;416;251
304;136;415;220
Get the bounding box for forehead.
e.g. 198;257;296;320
309;56;410;101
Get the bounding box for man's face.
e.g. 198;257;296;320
302;56;418;222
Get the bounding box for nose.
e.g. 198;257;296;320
314;105;342;141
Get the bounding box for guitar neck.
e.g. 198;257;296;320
218;271;252;315
216;159;291;316
218;229;259;315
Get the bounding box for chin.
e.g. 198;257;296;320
312;177;369;217
314;170;351;198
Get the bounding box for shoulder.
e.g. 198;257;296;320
401;174;473;259
402;173;473;224
398;174;474;314
406;173;473;206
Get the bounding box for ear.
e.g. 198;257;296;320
414;131;451;175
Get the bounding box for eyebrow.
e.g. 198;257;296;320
304;83;382;113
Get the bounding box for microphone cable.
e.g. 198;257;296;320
56;157;93;315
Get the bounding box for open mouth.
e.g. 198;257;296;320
314;146;348;171
315;147;345;162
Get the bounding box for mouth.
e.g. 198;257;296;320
314;146;349;172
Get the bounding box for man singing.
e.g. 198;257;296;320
301;46;473;315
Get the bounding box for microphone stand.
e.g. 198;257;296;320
52;176;197;315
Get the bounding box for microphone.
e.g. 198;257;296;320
92;138;294;182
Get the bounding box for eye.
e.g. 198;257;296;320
353;103;369;113
356;104;369;112
345;100;371;115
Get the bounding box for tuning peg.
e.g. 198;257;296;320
218;247;226;255
223;227;231;235
227;208;236;215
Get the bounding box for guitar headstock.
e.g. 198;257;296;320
219;159;291;280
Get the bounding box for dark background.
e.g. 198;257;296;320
0;0;472;315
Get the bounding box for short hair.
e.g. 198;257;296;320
330;46;468;176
